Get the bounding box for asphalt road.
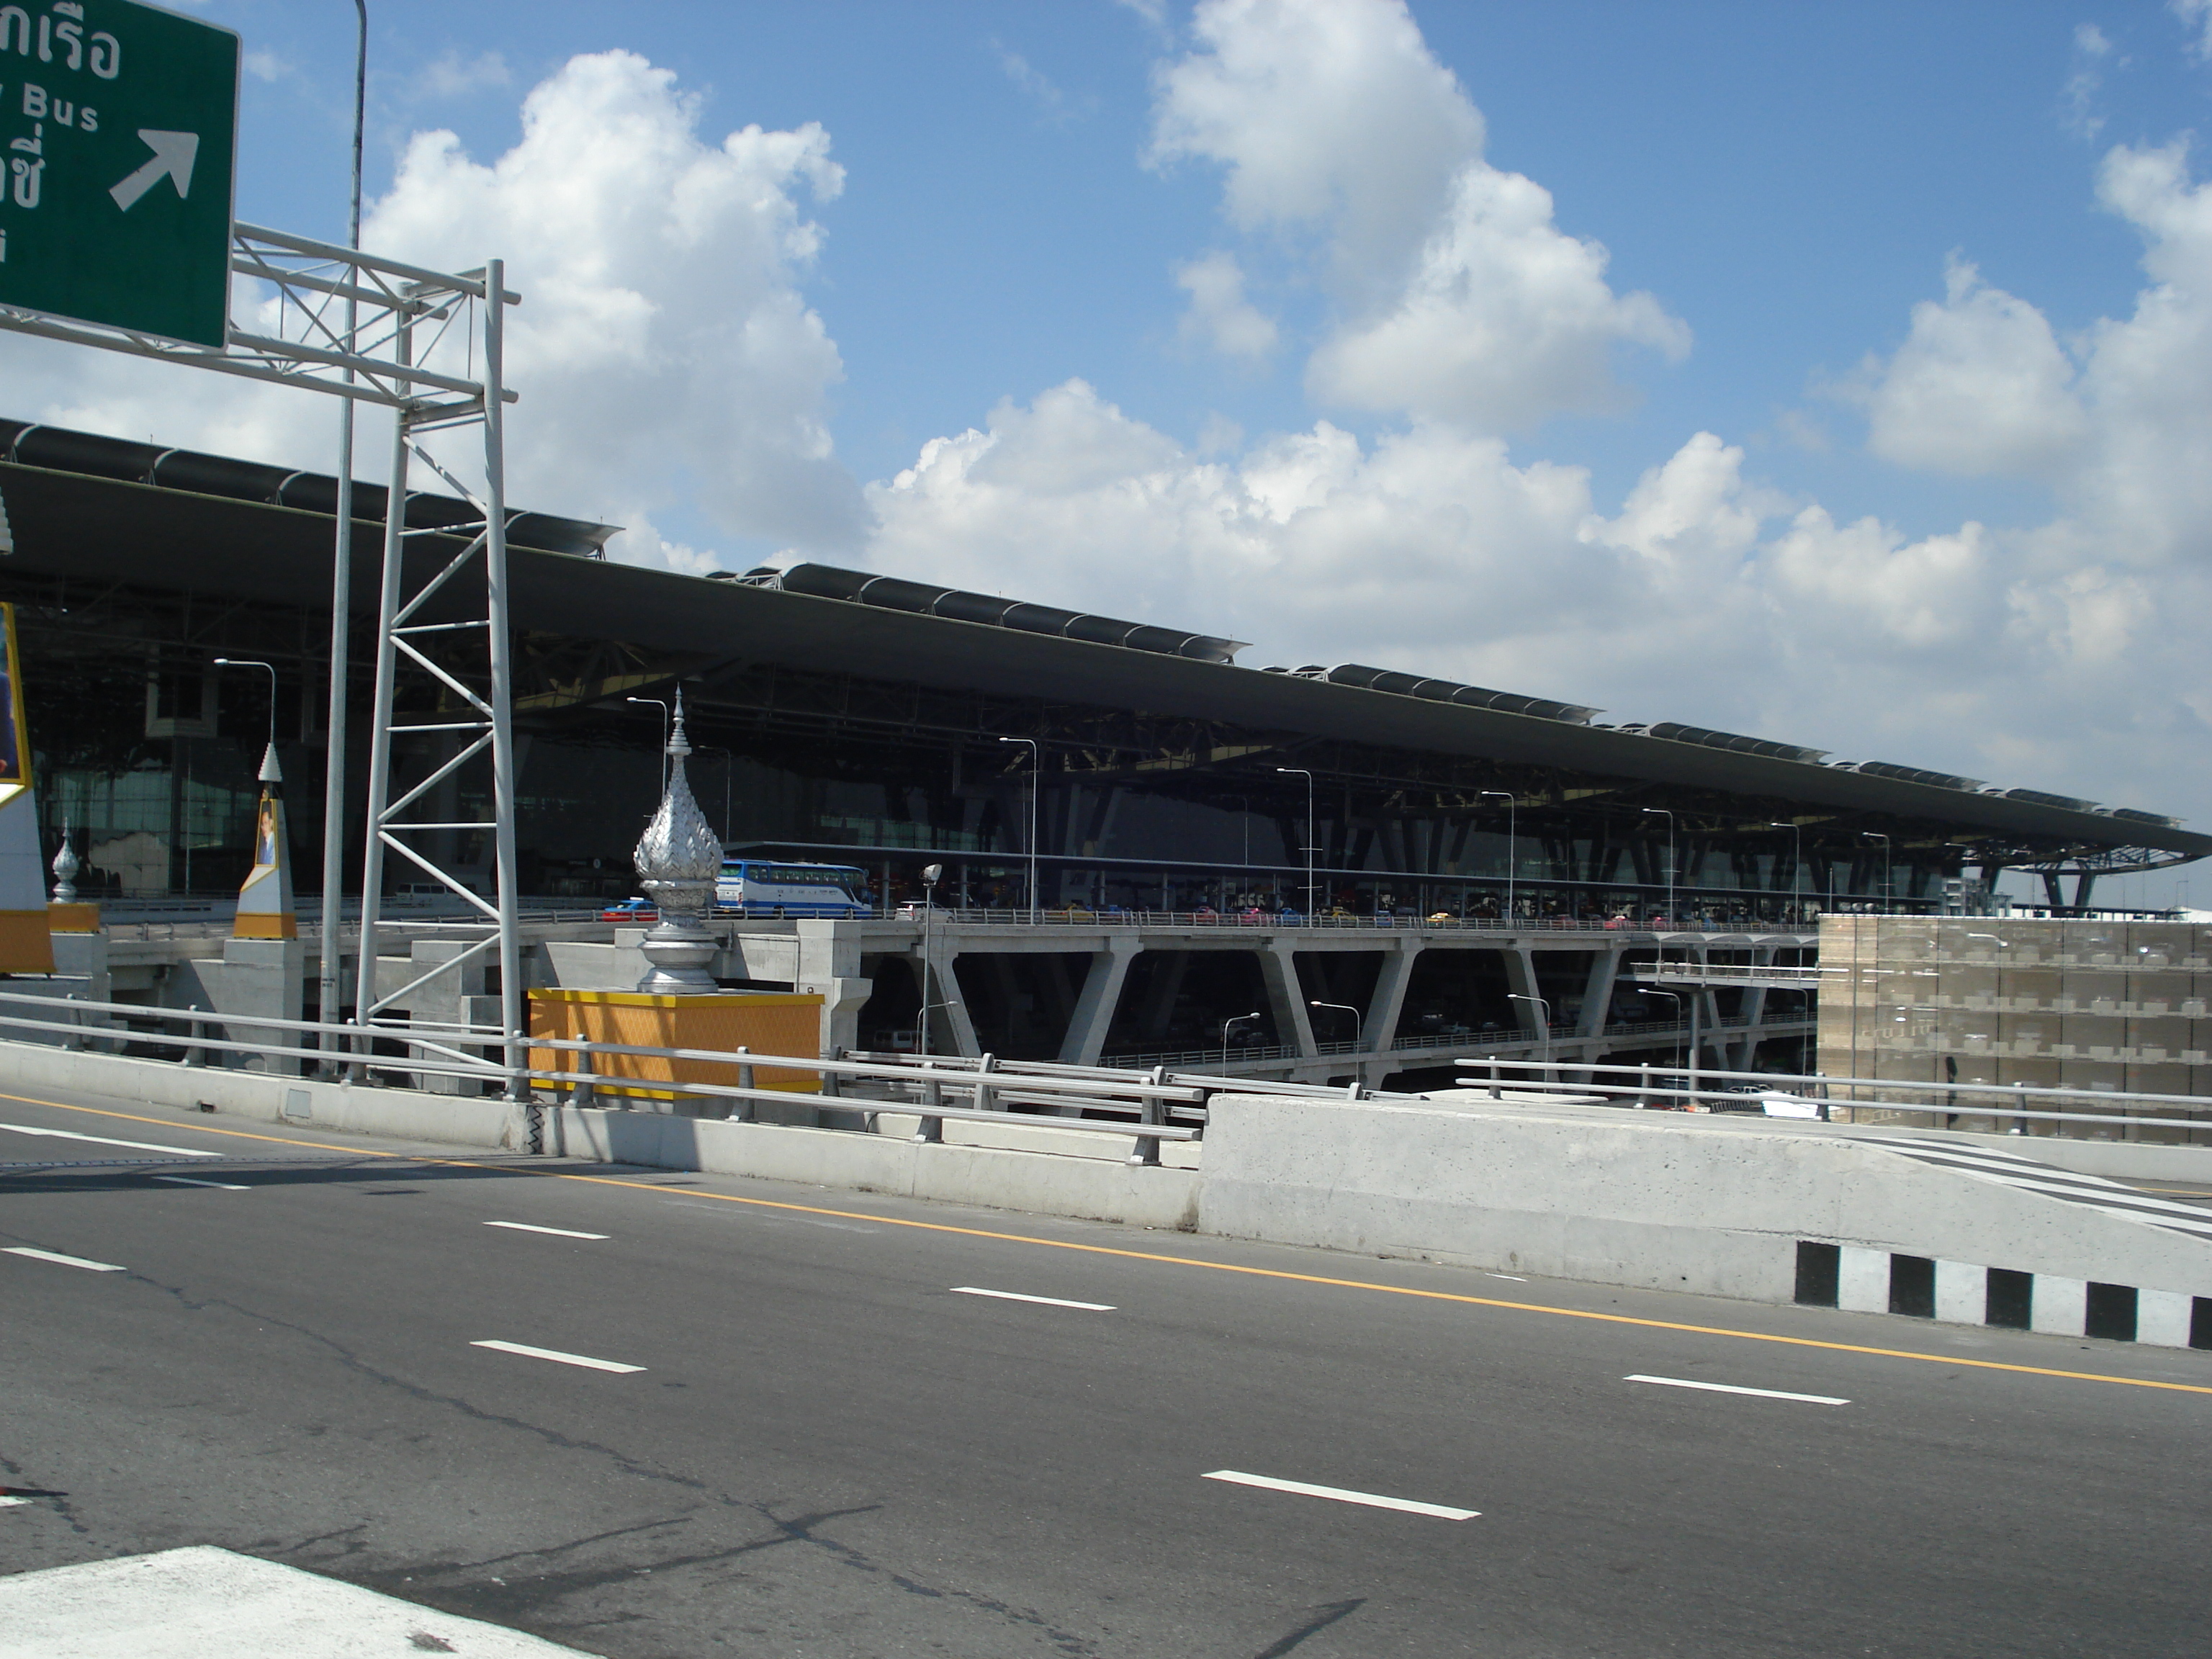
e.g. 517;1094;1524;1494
3;1079;2209;1658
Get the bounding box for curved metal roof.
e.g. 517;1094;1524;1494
0;417;2199;861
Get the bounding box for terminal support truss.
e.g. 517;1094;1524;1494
0;223;530;1105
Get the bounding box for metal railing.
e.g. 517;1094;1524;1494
6;985;2201;1153
865;907;1820;936
1443;1053;2212;1138
0;986;505;1082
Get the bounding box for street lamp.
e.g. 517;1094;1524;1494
1642;806;1674;927
1768;821;1803;921
1276;767;1316;917
1480;790;1516;920
1861;832;1891;910
1221;1010;1263;1071
1308;998;1361;1046
997;737;1040;922
211;658;279;762
318;0;370;1053
917;861;943;1058
1508;992;1551;1079
628;696;671;791
1640;986;1700;1108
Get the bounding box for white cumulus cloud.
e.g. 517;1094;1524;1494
1152;0;1686;430
1174;251;1280;360
5;50;864;572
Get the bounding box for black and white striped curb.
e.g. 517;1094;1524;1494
1794;1241;2209;1347
1792;1136;2211;1346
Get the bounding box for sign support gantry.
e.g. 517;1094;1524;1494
0;222;532;1109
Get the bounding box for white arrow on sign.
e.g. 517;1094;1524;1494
109;130;200;212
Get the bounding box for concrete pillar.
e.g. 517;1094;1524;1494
403;938;490;1094
1359;938;1419;1086
215;938;306;1076
795;920;873;1058
1259;942;1317;1057
1057;935;1138;1064
1577;950;1616;1038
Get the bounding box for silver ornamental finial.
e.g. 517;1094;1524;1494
632;688;722;992
50;819;78;904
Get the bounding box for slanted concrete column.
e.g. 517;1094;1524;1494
1577;950;1617;1037
1359;937;1419;1085
922;934;981;1058
1259;941;1316;1056
1058;935;1139;1064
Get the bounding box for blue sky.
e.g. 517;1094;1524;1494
22;0;2212;904
212;0;2210;529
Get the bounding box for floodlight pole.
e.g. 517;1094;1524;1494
998;737;1039;921
1277;766;1316;915
318;0;370;1055
1642;806;1674;926
1862;832;1891;911
1769;820;1803;921
1480;791;1516;920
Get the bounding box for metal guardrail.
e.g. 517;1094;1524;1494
1445;1053;2212;1136
869;908;1821;935
1631;962;1825;986
5;986;2200;1150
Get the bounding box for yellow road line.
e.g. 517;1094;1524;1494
11;1090;2211;1398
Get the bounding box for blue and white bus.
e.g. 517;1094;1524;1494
714;858;871;917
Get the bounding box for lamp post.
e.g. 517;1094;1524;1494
1642;806;1674;927
918;861;942;1058
1277;767;1316;917
1861;832;1891;911
628;696;672;791
1309;998;1361;1047
318;0;369;1053
1768;820;1803;922
1641;986;1699;1108
212;658;279;765
1480;790;1516;920
1221;1010;1263;1071
1508;991;1551;1080
997;737;1040;922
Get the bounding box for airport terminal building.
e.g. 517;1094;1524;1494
0;418;2197;923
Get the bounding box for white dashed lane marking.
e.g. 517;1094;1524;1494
1202;1470;1479;1521
0;1123;218;1157
950;1286;1115;1311
469;1340;645;1375
153;1174;251;1191
5;1246;127;1273
483;1221;609;1240
1626;1374;1850;1406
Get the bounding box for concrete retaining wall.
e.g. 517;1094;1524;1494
1197;1094;2212;1305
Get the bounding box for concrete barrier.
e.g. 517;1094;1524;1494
0;1041;521;1148
549;1106;1197;1230
1197;1092;2212;1310
0;1043;1197;1232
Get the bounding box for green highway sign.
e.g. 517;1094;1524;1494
0;1;238;347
